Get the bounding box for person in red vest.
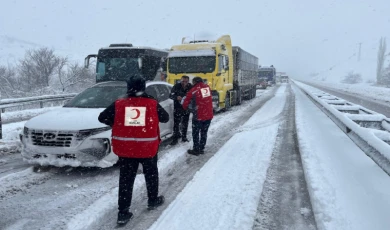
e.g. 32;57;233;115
182;76;214;156
98;75;169;225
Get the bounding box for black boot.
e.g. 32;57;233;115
187;149;200;156
182;137;189;142
148;196;165;210
117;210;133;225
170;138;178;145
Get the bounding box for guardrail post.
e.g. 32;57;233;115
0;109;2;139
40;101;43;108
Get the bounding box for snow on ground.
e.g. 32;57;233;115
148;85;286;230
0;107;61;155
293;84;390;230
66;88;274;230
304;80;390;103
0;167;54;201
0;121;26;155
1;106;61;123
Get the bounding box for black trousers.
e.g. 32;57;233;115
192;119;211;151
172;109;190;139
118;155;159;211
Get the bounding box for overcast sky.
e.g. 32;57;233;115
1;0;390;81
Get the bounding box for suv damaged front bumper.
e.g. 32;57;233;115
20;129;117;168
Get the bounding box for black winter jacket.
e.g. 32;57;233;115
169;83;192;110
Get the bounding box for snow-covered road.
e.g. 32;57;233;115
1;82;390;230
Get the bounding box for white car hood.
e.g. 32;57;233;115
25;107;107;131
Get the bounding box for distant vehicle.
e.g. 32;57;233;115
257;77;268;89
281;75;289;83
166;35;258;111
267;81;273;87
258;65;276;84
20;81;174;168
84;43;168;83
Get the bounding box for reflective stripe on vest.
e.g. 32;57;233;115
112;136;159;141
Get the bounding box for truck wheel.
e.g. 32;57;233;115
248;88;253;100
224;93;231;111
237;89;242;105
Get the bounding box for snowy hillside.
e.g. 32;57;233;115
0;35;85;66
0;35;44;65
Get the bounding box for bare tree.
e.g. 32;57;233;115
377;37;387;85
58;62;95;92
55;57;68;91
0;65;23;99
381;65;390;87
341;71;362;84
18;47;61;90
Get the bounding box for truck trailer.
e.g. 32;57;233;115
166;35;258;111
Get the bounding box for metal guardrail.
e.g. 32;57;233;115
0;94;77;139
294;81;390;175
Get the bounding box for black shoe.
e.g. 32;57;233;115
117;210;133;225
182;137;189;142
187;149;200;156
148;196;165;210
170;139;178;145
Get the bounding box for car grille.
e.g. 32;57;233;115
30;130;74;147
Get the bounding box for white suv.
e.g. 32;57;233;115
20;81;174;168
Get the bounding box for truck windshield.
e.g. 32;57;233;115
64;86;127;108
168;56;215;74
258;70;274;78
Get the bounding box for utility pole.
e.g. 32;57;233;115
358;42;362;61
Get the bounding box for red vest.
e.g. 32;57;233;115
112;97;160;158
182;82;214;121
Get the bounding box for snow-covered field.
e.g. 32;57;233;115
304;80;390;103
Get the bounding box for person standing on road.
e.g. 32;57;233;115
98;75;169;225
182;76;213;155
169;75;192;145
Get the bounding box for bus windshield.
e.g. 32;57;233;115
96;49;141;82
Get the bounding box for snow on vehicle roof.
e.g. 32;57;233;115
92;81;172;88
99;46;168;53
168;49;216;58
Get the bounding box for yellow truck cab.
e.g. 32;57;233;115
166;35;258;111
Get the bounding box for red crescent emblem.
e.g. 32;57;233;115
131;109;141;119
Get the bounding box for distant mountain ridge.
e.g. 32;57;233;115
0;35;84;66
0;35;44;65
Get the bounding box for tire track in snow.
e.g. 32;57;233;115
252;84;317;230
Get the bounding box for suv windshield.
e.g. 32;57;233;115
168;56;215;74
64;86;127;108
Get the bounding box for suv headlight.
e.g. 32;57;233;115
79;138;111;159
75;127;111;141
